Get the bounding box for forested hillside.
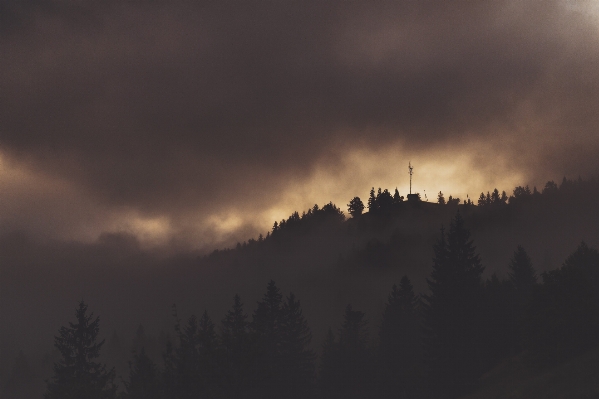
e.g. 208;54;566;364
2;176;599;398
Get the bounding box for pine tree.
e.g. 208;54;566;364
174;314;202;399
423;212;484;398
347;197;365;218
336;305;372;399
491;188;500;204
477;192;486;206
220;295;251;398
197;311;218;398
437;191;445;205
378;276;421;398
250;280;284;399
318;328;338;399
161;337;176;399
529;242;599;361
279;292;316;398
45;301;116;399
508;246;537;293
367;187;377;212
123;347;160;399
393;188;403;205
377;189;394;212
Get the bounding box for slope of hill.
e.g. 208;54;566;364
462;347;599;399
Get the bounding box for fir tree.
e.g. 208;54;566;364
347;197;365;218
45;301;116;399
161;336;176;399
318;328;338;399
378;276;421;398
508;246;537;293
279;292;316;399
393;188;403;204
437;191;445;205
174;314;202;399
367;187;377;212
336;305;372;399
197;311;218;398
123;347;160;399
377;189;394;212
220;294;251;399
250;280;284;399
423;212;484;398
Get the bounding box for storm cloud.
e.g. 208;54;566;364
1;0;599;247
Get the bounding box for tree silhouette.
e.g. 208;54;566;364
336;305;372;399
220;294;251;399
477;192;486;206
250;280;284;398
508;245;537;293
377;189;394;212
447;195;460;206
423;212;484;398
529;242;599;362
378;276;422;398
393;188;403;204
197;311;218;397
367;187;377;212
318;328;338;399
123;347;160;399
173;314;202;399
347;197;365;218
45;301;116;399
437;191;445;205
279;292;316;398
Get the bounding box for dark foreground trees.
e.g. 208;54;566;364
42;207;599;399
45;301;116;399
528;242;599;363
423;212;485;398
377;276;423;398
319;305;372;399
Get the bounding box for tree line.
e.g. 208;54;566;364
214;177;596;256
44;211;599;399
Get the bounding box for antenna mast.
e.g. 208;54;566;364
408;162;413;195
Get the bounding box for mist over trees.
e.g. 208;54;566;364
3;176;599;398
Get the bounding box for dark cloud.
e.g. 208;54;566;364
1;0;598;243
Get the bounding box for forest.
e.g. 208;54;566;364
2;176;599;399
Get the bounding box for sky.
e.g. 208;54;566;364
1;0;599;251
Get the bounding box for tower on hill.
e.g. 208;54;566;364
407;162;421;202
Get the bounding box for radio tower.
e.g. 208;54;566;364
409;162;413;195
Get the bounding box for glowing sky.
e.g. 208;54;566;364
1;0;599;250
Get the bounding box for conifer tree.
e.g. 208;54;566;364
174;314;202;399
161;337;176;399
367;187;377;212
279;292;316;398
437;191;445;205
347;197;365;217
378;276;421;398
220;294;250;399
377;189;394;212
529;242;599;361
477;192;486;206
250;280;284;398
508;246;537;293
318;328;338;399
197;311;218;397
336;305;372;399
123;347;160;399
491;188;500;204
45;301;116;399
423;213;484;398
393;188;403;204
